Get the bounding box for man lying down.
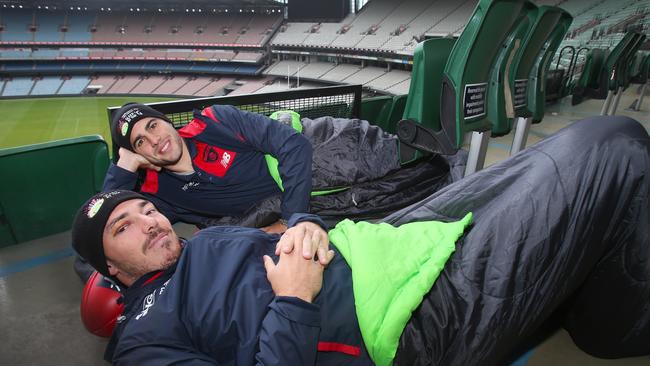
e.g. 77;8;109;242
72;115;650;366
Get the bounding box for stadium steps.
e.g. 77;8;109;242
54;78;65;94
0;80;6;95
27;78;37;95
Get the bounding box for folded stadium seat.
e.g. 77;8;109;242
487;5;572;154
604;32;645;115
360;95;394;132
571;48;606;106
580;32;638;111
486;1;539;138
631;53;650;111
397;0;531;173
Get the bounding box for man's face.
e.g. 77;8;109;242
129;117;184;166
102;199;182;283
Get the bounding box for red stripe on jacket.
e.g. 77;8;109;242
141;169;159;194
317;342;361;357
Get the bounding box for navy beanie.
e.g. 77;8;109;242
72;190;147;278
110;103;171;151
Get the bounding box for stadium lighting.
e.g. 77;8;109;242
136;8;140;11
158;8;162;12
198;9;202;13
37;5;41;9
100;7;104;11
77;6;81;10
45;6;49;9
84;7;87;10
11;5;15;8
19;5;23;8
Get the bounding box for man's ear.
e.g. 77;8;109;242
106;260;119;277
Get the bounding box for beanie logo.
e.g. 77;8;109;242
120;122;129;136
117;108;144;137
87;198;105;218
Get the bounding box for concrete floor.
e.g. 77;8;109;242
0;87;649;365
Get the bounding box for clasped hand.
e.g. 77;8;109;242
263;221;334;303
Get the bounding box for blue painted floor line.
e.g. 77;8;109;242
0;247;74;278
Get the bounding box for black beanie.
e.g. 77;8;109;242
110;103;172;151
72;190;147;278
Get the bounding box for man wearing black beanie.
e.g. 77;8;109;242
73;114;650;365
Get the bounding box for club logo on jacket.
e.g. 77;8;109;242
194;141;237;178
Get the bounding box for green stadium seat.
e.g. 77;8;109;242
632;53;650;111
508;6;572;154
361;94;408;135
571;48;606;105
530;10;572;124
487;1;539;138
361;95;394;132
602;32;645;115
398;0;531;171
0;136;109;247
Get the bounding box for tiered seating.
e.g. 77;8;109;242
227;77;273;95
58;76;90;94
2;77;35;96
130;76;167;94
271;22;312;45
150;76;188;95
341;66;386;85
174;76;215;95
59;49;90;58
195;77;236;96
428;0;476;36
365;70;411;91
294;62;337;79
320;64;364;82
62;12;95;42
90;75;118;94
271;0;479;53
106;75;140;94
33;11;65;42
30;76;63;95
265;60;307;76
0;9;33;41
0;50;32;59
31;50;61;59
236;14;282;46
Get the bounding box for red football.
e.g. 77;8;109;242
80;271;124;338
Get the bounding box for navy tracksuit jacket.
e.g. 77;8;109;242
103;104;312;227
105;213;374;365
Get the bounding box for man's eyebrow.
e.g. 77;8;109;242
145;118;156;129
106;212;128;232
105;200;150;232
133;118;156;142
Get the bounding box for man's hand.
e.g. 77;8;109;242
260;219;288;234
263;236;324;303
116;147;161;172
274;221;334;266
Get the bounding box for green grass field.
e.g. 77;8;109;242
0;96;179;150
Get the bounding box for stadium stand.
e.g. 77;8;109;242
58;76;90;94
2;76;35;96
30;76;63;95
62;12;95;42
